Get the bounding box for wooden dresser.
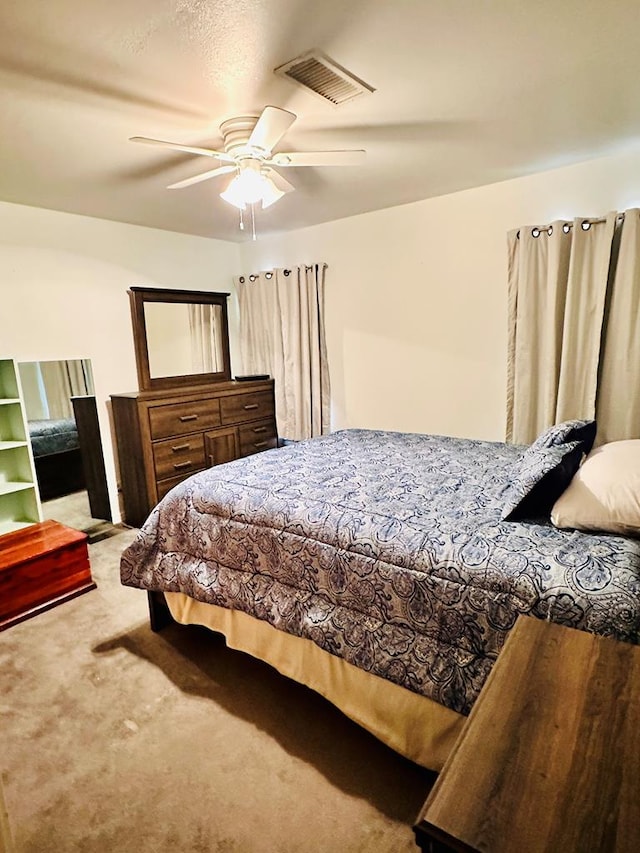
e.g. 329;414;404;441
111;379;277;527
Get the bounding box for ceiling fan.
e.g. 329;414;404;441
130;105;366;211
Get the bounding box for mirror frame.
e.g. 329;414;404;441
129;286;232;391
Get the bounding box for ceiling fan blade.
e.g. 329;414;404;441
248;106;296;152
167;165;236;190
130;136;234;162
269;150;366;167
265;168;295;194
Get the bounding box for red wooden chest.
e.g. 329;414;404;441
0;520;95;631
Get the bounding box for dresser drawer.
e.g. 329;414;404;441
238;420;278;456
220;391;275;425
156;471;202;502
153;435;205;480
149;398;221;439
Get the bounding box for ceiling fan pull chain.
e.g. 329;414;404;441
251;204;256;241
239;208;245;231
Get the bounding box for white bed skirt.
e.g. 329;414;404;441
165;591;464;771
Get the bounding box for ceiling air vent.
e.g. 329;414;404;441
274;50;375;106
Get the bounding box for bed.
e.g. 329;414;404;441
28;418;85;501
120;426;640;770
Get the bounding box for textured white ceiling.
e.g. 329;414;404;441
1;0;639;242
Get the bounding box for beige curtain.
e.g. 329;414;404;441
597;210;640;444
188;304;223;373
236;264;330;441
506;220;573;442
507;210;640;445
39;359;93;419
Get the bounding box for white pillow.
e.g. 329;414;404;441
551;440;640;536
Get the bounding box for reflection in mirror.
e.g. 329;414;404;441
18;359;111;527
145;302;225;379
20;359;94;419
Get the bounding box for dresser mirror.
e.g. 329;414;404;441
129;287;232;391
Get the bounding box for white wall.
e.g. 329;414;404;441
239;143;640;443
0;201;241;521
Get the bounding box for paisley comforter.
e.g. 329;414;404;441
120;429;640;715
28;418;79;457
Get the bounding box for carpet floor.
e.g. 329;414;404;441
40;491;121;544
0;528;435;852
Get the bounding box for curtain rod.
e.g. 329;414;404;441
517;212;626;239
238;263;328;284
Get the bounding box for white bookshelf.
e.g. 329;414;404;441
0;359;42;536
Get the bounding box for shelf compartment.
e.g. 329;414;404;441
0;361;20;399
0;445;36;484
0;401;29;443
0;489;40;534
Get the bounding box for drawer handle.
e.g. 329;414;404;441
253;441;268;448
172;443;190;452
173;461;193;470
179;414;198;422
252;426;268;434
244;403;259;410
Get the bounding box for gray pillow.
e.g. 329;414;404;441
501;440;584;521
528;419;597;455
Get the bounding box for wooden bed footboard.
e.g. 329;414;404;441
147;590;175;632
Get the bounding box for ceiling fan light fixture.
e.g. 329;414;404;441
260;177;285;209
219;178;247;210
220;163;285;210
